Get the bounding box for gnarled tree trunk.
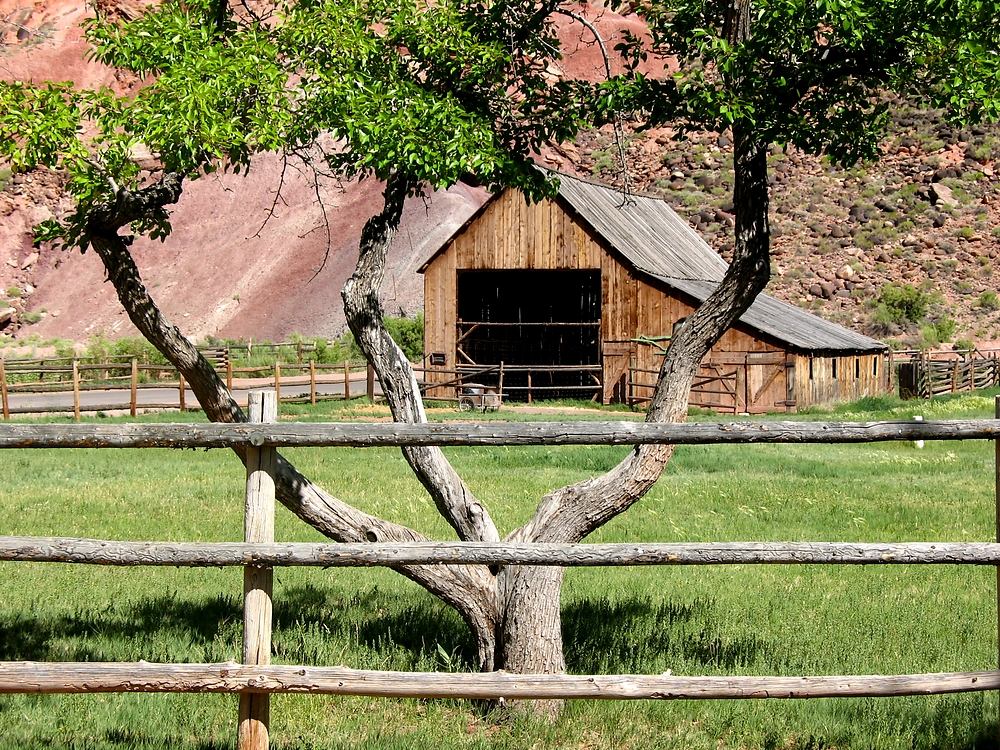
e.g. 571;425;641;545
84;176;499;672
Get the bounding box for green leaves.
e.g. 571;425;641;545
605;0;1000;164
2;0;582;251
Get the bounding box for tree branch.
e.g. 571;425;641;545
512;3;770;546
553;8;633;199
342;172;501;546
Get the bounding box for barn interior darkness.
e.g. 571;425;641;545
456;270;601;399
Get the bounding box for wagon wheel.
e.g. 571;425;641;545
459;397;475;412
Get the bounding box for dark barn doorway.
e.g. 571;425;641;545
456;270;601;400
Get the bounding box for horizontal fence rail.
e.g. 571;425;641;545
5;538;1000;567
1;419;999;449
3;396;1000;750
2;662;997;700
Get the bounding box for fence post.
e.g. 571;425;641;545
226;359;234;391
72;359;81;422
130;358;138;417
273;363;281;404
239;390;276;750
527;371;533;405
309;361;316;406
0;359;8;420
498;361;505;407
343;361;350;401
178;373;186;412
367;362;375;403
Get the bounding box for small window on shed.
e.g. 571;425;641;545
832;358;838;379
872;358;879;377
808;358;814;381
855;358;861;380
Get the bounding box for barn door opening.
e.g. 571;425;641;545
456;270;601;400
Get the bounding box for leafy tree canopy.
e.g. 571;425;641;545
605;0;1000;163
0;0;586;249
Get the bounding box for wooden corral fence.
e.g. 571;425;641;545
897;349;1000;400
416;361;603;404
629;352;794;413
3;395;1000;750
0;356;377;420
629;363;740;413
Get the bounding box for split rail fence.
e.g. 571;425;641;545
0;356;377;419
2;394;1000;750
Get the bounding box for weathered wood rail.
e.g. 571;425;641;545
1;418;998;448
2;662;997;700
5;538;1000;567
2;394;1000;750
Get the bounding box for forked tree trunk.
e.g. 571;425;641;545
84;185;499;673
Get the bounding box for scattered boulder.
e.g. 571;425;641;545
929;182;959;208
835;264;855;281
932;167;961;182
0;307;15;327
20;252;38;270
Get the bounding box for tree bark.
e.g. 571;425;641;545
341;173;501;667
342;173;501;546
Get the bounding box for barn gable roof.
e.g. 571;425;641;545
419;171;887;355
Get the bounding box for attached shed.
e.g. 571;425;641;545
419;172;890;413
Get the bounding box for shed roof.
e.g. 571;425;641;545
553;173;886;354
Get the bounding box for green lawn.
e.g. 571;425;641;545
0;392;998;749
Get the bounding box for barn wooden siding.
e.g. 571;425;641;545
423;192;605;396
422;187;890;411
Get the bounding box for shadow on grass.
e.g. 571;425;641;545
0;592;241;662
562;596;768;672
0;586;764;673
0;587;997;750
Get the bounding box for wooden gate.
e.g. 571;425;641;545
602;342;635;404
703;352;795;414
690;363;739;413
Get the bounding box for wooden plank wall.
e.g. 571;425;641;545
424;191;604;394
793;354;890;408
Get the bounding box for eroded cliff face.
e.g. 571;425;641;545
2;1;645;343
0;1;498;342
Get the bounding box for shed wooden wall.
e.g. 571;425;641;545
793;354;890;408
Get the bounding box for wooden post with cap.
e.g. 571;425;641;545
238;390;276;750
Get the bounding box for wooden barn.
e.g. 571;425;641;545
419;172;890;413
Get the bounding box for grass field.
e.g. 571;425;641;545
1;392;999;749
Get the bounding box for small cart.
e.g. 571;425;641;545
457;383;502;412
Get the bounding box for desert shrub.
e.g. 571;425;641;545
111;336;168;365
977;291;1000;310
384;313;424;361
874;283;930;325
